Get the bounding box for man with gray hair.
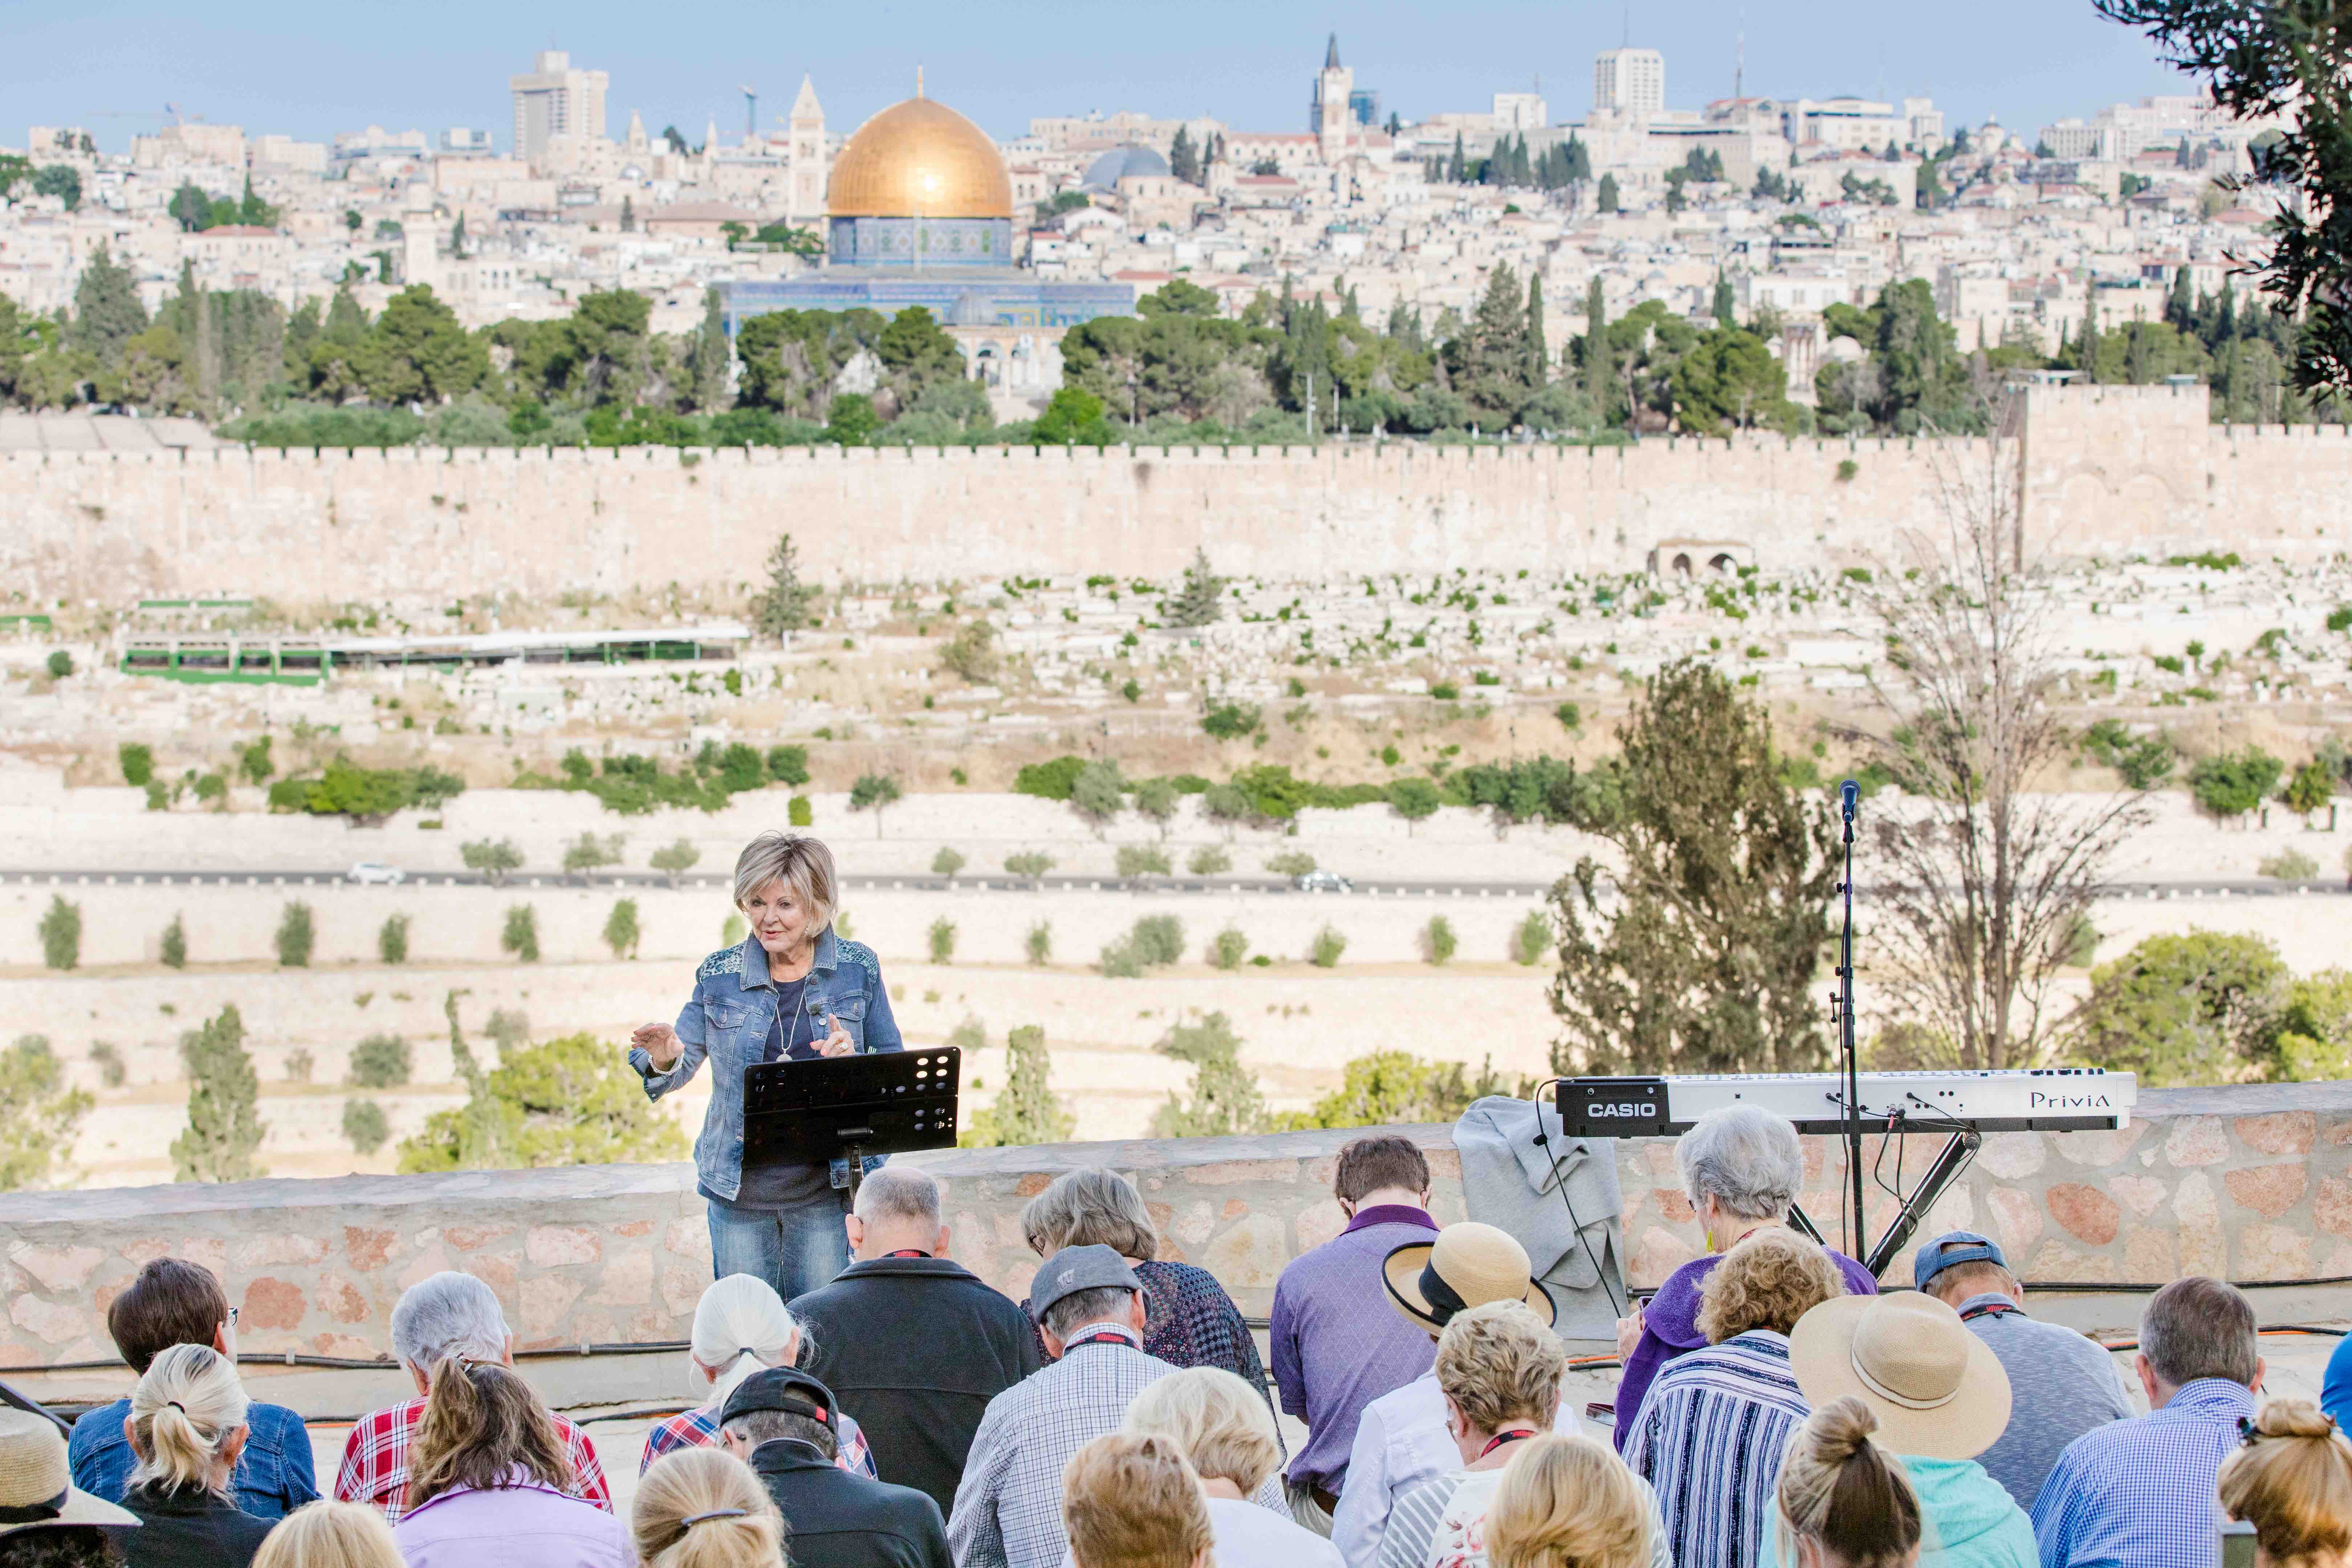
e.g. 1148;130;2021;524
2032;1276;2265;1568
1610;1105;1879;1453
947;1246;1172;1568
790;1166;1042;1514
331;1270;611;1522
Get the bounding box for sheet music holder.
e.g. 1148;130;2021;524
741;1048;961;1202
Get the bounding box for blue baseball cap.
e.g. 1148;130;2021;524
1914;1231;2009;1292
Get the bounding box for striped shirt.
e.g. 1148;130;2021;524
2030;1377;2256;1568
1382;1465;1674;1568
1621;1330;1808;1568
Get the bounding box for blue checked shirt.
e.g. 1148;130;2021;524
2030;1377;2255;1568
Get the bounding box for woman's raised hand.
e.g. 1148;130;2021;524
632;1021;682;1070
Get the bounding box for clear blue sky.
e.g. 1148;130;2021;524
10;0;2196;154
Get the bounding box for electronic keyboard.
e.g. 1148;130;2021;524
1555;1068;2135;1139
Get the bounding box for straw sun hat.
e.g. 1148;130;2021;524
1789;1291;2012;1461
0;1407;139;1536
1382;1222;1556;1332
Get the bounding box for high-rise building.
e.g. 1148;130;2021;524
509;49;609;163
1492;91;1549;130
1310;33;1356;160
788;75;829;222
1593;48;1664;119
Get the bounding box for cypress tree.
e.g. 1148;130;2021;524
171;1004;265;1182
1713;271;1737;329
70;244;147;367
1597;172;1620;213
2078;277;2100;382
1448;132;1466;183
1167;549;1225;628
1583;277;1613;414
1526;274;1547;386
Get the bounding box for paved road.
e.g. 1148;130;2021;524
6;869;2348;899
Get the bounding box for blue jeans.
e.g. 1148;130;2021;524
707;1192;851;1302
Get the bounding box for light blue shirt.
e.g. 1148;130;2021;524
2030;1377;2255;1568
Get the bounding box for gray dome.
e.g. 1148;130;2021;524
1083;144;1171;188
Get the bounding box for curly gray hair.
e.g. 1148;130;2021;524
1675;1105;1805;1223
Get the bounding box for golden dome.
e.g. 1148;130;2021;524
827;95;1013;220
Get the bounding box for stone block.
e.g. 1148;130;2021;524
1014;1173;1053;1198
445;1223;516;1254
2165;1117;2229;1168
587;1249;653;1308
2053;1127;2141;1169
6;1244;102;1293
1201;1214;1289;1291
1975;1135;2045;1181
613;1219;655;1240
343;1227;397;1272
1294;1200;1346;1253
1655;1189;1694;1225
660;1265;704;1318
525;1226;602;1268
10;1293;87;1345
2235;1112;2318;1156
2223;1164;2306;1220
2236;1223;2311;1281
469;1255;518;1300
1629;1226;1699;1290
2027;1238;2119;1283
240;1276;307;1333
519;1273;583;1336
2108;1176;2168;1220
663;1219;707;1258
230;1235;330;1270
2315;1177;2352;1241
2174;1172;2224;1279
1184;1159;1301;1188
2122;1227;2174;1282
1985;1185;2042;1254
2046;1183;2120;1246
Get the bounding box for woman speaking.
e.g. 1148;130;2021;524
630;832;902;1301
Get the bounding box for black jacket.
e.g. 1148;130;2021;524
748;1439;951;1568
791;1256;1043;1514
107;1482;277;1568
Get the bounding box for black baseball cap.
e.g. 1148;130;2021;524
1914;1231;2010;1292
718;1366;838;1434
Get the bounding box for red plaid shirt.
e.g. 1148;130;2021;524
334;1398;611;1524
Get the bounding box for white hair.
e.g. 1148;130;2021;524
1675;1105;1806;1223
389;1271;508;1373
855;1165;940;1228
129;1342;250;1496
688;1274;807;1410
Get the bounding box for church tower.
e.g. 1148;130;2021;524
789;75;829;222
1311;34;1355;163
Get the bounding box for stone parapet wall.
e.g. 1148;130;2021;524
6;1082;2350;1376
7;385;2345;603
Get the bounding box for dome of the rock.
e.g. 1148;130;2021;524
827;95;1013;220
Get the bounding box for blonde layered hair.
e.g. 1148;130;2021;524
1774;1398;1922;1568
634;1447;788;1568
1435;1301;1567;1434
128;1342;249;1496
1061;1433;1212;1568
251;1501;404;1568
2220;1401;2352;1568
1486;1433;1652;1568
732;833;838;930
1123;1366;1282;1492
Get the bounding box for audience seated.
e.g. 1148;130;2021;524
387;1356;630;1568
1019;1171;1272;1409
716;1367;948;1568
333;1272;610;1523
2031;1276;2267;1568
790;1166;1041;1513
1612;1108;1877;1457
1271;1136;1444;1535
1118;1367;1343;1568
0;1408;140;1568
1621;1227;1844;1568
951;1246;1182;1568
1787;1293;2035;1568
1482;1434;1657;1568
107;1343;275;1568
69;1258;318;1519
1772;1399;1924;1568
1059;1435;1212;1568
631;1447;788;1568
250;1501;404;1568
643;1275;876;1479
2218;1401;2352;1568
1912;1233;2131;1512
1330;1223;1577;1568
1381;1304;1667;1568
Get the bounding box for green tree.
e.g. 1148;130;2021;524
1071;760;1127;830
38;895;80;970
928;917;957;964
1580;277;1614;416
1422;915;1458;965
932;847;967;879
562;831;626;877
1548;661;1837;1075
1166;549;1226;628
461;838;525;885
1149;1013;1269;1136
603;899;642;958
2189;747;2285;820
2063;930;2288;1084
849;773;902;836
1031;385;1116;445
685;287;732;412
1189;845;1232;876
960;1025;1076;1147
348;1034;413;1088
502;904;540;962
167;182;213;232
0;1035;94;1190
71;245;148;368
2283;758;2336;820
275;901;315;967
171;1005;265;1182
824;392;880;445
651;839;702;888
1672;327;1796;433
1390;776;1442;832
1596;172;1620;213
1005;851;1057;886
1026;923;1053;964
399;1031;686;1170
356;285;484;404
118;742;155;787
33;165;81;211
379;913;410;964
1514;909;1552;966
751;532;819;636
875;305;966;405
1274;1050;1511;1130
343;1098;391;1155
1448;262;1534;428
159;912;187;969
1170;126;1201;184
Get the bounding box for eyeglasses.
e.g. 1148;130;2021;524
224;1307;239;1328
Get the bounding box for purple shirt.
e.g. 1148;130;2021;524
1612;1243;1879;1453
391;1481;632;1568
1269;1204;1441;1493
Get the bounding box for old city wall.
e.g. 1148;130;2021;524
7;386;2347;602
5;1084;2351;1396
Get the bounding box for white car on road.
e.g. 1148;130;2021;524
347;862;406;885
1293;870;1354;893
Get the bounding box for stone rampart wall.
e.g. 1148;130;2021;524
6;1082;2349;1376
6;385;2344;602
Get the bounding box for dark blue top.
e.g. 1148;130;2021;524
69;1397;318;1520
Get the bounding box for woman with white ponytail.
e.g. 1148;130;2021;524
639;1274;876;1478
113;1341;275;1567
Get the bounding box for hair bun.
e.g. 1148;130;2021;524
2257;1400;2339;1443
1806;1396;1881;1462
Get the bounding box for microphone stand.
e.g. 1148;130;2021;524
1835;779;1864;1262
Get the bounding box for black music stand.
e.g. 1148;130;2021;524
741;1048;962;1204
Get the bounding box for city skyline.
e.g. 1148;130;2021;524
12;0;2195;154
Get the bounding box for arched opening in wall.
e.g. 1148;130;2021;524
1671;553;1694;575
1709;553;1736;574
974;342;1004;387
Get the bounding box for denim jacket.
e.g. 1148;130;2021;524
630;927;902;1202
69;1396;318;1519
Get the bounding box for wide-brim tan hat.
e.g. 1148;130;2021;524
0;1408;140;1536
1383;1222;1555;1332
1789;1292;2011;1461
